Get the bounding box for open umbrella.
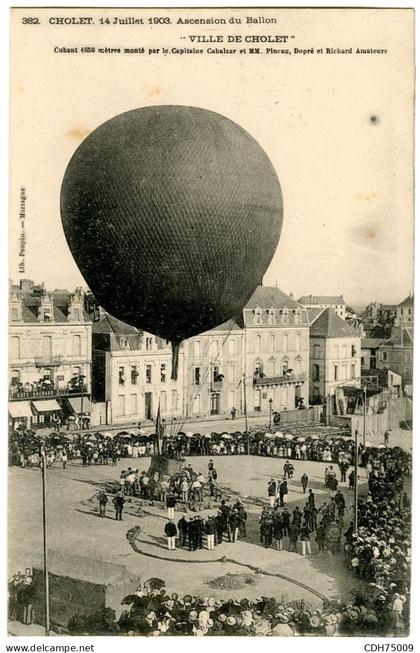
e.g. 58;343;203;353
117;431;130;437
143;577;166;590
310;434;320;440
185;431;194;437
284;434;293;440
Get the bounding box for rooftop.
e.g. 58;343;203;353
311;308;359;338
245;286;301;310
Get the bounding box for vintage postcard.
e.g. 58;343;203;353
8;5;414;640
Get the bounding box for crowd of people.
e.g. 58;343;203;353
65;583;409;636
8;569;35;626
344;447;411;634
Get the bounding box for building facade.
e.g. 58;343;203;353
394;295;414;327
298;295;346;320
309;308;361;402
92;313;185;425
91;286;311;424
9;285;92;429
377;325;414;386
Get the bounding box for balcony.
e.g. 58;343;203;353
34;355;64;368
254;373;306;386
9;384;89;401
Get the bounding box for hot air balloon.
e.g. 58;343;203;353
60;105;283;378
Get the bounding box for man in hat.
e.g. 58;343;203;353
229;509;240;543
280;507;291;537
300;472;309;493
205;515;216;550
164;518;178;550
177;514;188;547
215;511;224;545
288;522;300;553
98;490;108;518
237;503;248;538
113;492;125;521
167;493;176;520
268;479;277;508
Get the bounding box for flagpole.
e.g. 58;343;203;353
243;373;249;454
41;448;50;635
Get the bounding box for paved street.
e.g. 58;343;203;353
9;454;367;618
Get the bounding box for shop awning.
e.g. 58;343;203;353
32;399;62;413
9;401;33;418
66;396;93;413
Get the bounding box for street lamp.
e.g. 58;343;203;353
268;398;273;430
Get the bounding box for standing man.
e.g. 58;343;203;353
205;515;216;550
229;509;239;543
288;522;300;553
230;407;236;420
177;514;188;547
61;449;68;469
167;493;176;520
98;491;108;518
268;479;276;508
300;522;312;556
215;511;224;545
164;519;178;550
113;492;125;521
384;430;390;447
300;473;308;493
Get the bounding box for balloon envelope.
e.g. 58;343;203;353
61;105;283;369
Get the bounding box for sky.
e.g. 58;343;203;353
9;7;414;306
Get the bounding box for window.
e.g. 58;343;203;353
131;365;138;384
129;393;138;415
119;366;125;385
269;334;275;352
282;359;289;375
351;364;356;379
382;351;388;362
44;309;51;322
160;363;166;383
268;309;276;325
120;336;129;349
361;357;365;366
213;365;223;382
283;333;288;352
194;340;201;357
342;344;347;358
351;345;357;357
145;337;153;350
255;360;263;377
11;308;19;321
11;369;20;385
313;344;320;358
194;367;201;385
172;389;178;411
404;351;411;363
229;338;235;356
342;362;348;378
268;358;276;376
334;345;339;359
296;333;301;352
334;364;339;381
281;309;288;324
293;309;301;324
146;364;152;383
254;308;262;325
42;335;52;359
313;364;320;381
10;336;21;359
72;366;81;377
71;334;81;356
160;390;167;412
73;309;80;321
256;334;262;353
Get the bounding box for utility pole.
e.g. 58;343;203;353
268;398;273;430
353;429;359;534
41;449;50;635
363;384;367;448
243;373;249;454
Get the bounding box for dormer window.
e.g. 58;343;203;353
281;309;289;324
268;308;276;325
44;309;51;322
293;309;301;324
254;307;263;325
11;307;19;321
120;336;129;349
